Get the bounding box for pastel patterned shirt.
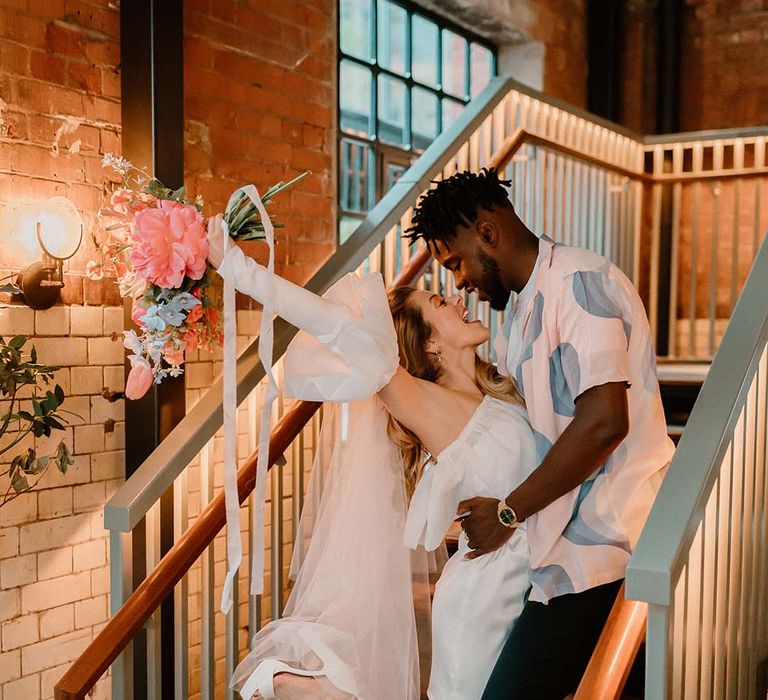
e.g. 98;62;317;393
493;236;675;602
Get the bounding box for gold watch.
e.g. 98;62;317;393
497;500;519;528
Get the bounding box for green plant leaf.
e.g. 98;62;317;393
9;336;26;350
11;470;29;493
55;442;74;474
54;384;65;404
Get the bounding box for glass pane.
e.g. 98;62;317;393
470;43;493;97
378;74;406;146
340;0;373;61
339;138;374;213
377;0;407;75
441;29;467;98
385;162;407;191
339;216;363;244
412;87;438;150
340;60;372;137
411;15;438;87
442;98;464;131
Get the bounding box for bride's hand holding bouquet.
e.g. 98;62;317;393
87;154;307;399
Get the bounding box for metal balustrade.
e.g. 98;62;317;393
628;232;768;699
55;76;768;700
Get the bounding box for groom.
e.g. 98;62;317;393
406;169;674;698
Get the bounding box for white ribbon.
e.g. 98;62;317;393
220;185;278;614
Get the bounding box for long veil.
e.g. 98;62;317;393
231;397;435;699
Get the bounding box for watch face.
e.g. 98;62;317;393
499;507;516;527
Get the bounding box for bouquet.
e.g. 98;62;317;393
88;153;308;400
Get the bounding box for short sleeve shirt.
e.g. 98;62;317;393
494;236;675;602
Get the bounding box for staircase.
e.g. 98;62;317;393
53;78;768;700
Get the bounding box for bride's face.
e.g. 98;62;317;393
410;290;491;350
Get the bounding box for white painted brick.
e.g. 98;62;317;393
90;566;109;597
73;424;104;454
2;672;39;697
0;648;21;684
32;337;88;366
34;427;74;463
21;571;91;614
40;661;72;698
186;361;213;388
90;395;124;423
58;395;90;426
89;510;107;539
69;366;103;395
0;589;19;623
19;513;91;555
69;306;103;336
40;605;74;640
0;553;36;588
74;595;107;628
87;337;124;365
52;367;71;395
20;628;91;674
73;482;105;514
37;548;72;581
37;487;73;520
0;528;18;560
0;305;34;335
102;365;125;393
0;493;37;528
104;478;122;500
90;450;123;481
2;613;38;651
35;306;70;336
72;540;105;571
102;307;123;335
41;453;89;489
104;420;125;451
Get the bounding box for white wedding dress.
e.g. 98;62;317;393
219;246;536;700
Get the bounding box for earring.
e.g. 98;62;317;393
427;344;443;363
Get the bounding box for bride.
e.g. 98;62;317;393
208;222;537;700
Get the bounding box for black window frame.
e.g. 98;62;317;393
337;0;497;239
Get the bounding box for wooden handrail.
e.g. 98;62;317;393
56;124;653;699
573;583;647;700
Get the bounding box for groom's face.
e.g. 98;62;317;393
431;231;510;311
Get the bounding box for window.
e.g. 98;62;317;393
338;0;496;241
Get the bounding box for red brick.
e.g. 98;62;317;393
83;36;118;66
30;50;67;83
0;13;46;46
184;37;214;69
0;39;30;74
45;21;86;58
63;0;119;38
66;60;101;92
28;0;66;17
82;95;120;125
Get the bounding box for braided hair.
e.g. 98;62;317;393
404;168;512;250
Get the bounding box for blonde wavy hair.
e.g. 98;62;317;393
386;286;523;496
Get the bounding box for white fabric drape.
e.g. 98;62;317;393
218;247;430;699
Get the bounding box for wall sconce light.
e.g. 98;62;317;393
16;197;83;310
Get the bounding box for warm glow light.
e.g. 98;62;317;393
38;196;82;260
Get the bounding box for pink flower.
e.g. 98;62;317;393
131;300;146;326
130;200;209;288
186;303;203;324
164;349;185;366
125;364;154;400
111;189;157;216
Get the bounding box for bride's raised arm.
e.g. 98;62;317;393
212;231;436;430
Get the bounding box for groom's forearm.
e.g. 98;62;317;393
506;382;629;522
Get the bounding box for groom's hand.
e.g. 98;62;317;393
456;497;515;559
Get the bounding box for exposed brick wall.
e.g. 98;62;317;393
680;0;768;131
183;0;337;289
0;0;122;303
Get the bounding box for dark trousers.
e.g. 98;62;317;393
481;578;626;700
